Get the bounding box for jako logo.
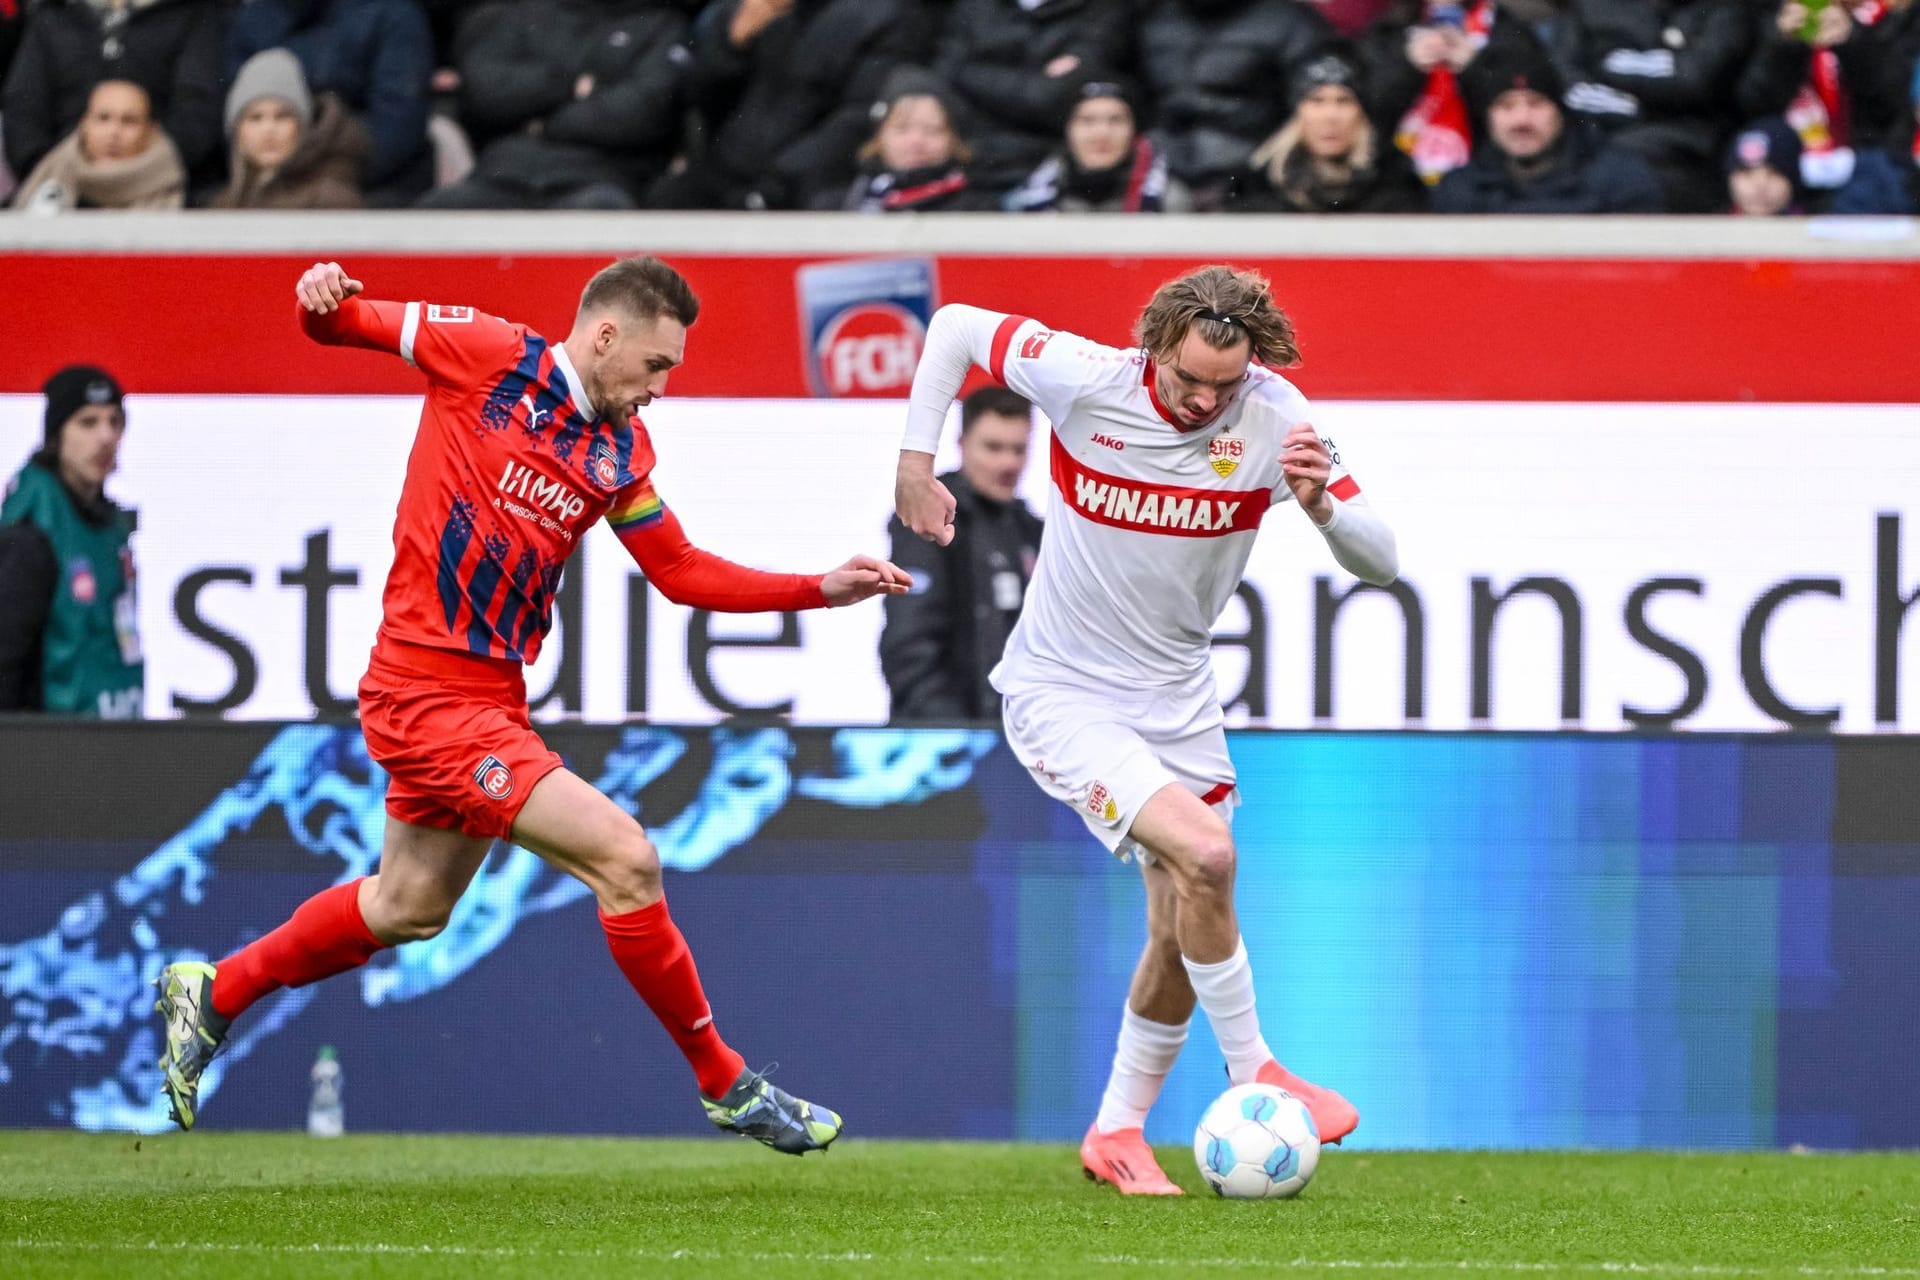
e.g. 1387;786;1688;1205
1092;433;1125;451
498;463;587;522
473;755;514;799
815;303;925;397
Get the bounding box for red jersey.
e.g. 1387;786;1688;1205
302;296;825;668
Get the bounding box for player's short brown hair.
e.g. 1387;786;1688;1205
578;256;700;328
1134;265;1298;368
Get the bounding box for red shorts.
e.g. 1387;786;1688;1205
357;639;565;841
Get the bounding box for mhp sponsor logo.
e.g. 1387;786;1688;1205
796;258;937;398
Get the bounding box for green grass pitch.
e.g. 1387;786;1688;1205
3;1132;1917;1279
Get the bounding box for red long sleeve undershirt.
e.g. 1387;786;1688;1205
613;509;826;613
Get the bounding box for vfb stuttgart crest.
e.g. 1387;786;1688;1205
1209;435;1244;478
473;755;514;800
1086;781;1118;823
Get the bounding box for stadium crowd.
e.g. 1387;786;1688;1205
0;0;1915;217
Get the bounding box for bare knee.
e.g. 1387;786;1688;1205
1172;828;1236;904
365;882;457;944
595;826;662;913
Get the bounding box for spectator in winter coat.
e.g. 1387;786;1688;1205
1228;42;1428;211
881;387;1043;723
1003;72;1193;212
1723;115;1804;214
1737;0;1920;193
421;0;688;209
834;66;993;212
2;0;227;184
0;365;143;719
1433;32;1667;212
1831;55;1920;215
651;0;931;209
931;0;1134;196
1363;0;1568;185
10;78;185;210
1554;0;1752;212
1137;0;1333;202
211;48;367;209
225;0;433;205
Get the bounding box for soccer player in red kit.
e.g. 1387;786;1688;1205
153;256;908;1152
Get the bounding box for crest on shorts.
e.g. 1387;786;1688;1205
1087;781;1118;822
1208;434;1244;478
473;755;514;800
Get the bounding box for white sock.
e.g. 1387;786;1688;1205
1183;938;1272;1086
1093;1007;1189;1134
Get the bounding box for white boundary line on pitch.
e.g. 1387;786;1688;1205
6;1240;1919;1276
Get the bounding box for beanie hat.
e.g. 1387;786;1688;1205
42;365;124;448
872;65;967;132
1725;117;1805;198
1060;69;1145;128
226;48;314;136
1460;32;1565;130
1289;43;1368;113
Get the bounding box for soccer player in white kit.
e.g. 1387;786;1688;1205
895;265;1399;1195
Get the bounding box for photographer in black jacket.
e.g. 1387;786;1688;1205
882;387;1043;722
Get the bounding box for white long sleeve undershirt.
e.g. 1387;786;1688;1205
902;305;1003;456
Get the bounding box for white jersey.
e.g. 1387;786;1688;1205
902;304;1396;703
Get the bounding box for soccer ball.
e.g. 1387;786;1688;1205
1193;1083;1321;1199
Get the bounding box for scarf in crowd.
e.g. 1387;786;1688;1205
847;163;971;213
1004;136;1170;212
1065;137;1167;211
1394;0;1494;184
1251;117;1382;210
1785;1;1888;187
11;128;185;212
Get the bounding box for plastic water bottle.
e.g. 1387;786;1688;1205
307;1045;344;1137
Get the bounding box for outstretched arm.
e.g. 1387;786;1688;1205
612;503;908;612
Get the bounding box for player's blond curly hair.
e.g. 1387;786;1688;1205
1134;265;1299;368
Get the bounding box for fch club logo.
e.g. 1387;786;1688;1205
473;755;514;800
589;440;620;490
796;258;938;398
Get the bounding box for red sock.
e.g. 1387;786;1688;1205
210;878;388;1022
600;898;746;1098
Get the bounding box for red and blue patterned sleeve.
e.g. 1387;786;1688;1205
298;296;523;387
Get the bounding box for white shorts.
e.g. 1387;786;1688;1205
1000;677;1238;864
